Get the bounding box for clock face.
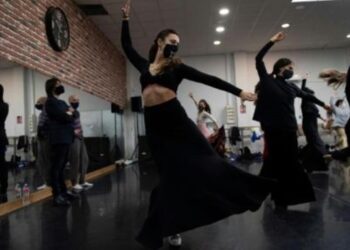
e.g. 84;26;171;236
45;7;70;52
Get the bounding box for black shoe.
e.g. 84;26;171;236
64;191;80;200
53;195;71;207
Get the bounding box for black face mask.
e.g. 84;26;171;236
71;102;79;109
35;104;43;110
163;44;178;58
54;85;65;95
282;69;294;80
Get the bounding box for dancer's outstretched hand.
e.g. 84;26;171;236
121;0;131;19
270;32;285;43
239;91;257;102
323;104;332;112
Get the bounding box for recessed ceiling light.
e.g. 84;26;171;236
216;26;225;33
347;34;350;39
214;40;221;45
219;8;230;16
281;23;290;28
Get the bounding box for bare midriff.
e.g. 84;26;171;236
142;84;176;107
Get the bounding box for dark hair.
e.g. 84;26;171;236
0;84;4;103
272;58;292;75
148;29;182;72
335;99;344;107
198;99;211;114
45;77;60;97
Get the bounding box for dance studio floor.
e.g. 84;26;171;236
0;161;350;250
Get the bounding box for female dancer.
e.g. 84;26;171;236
121;1;274;248
254;32;330;211
0;84;8;203
189;93;219;138
300;78;327;172
320;68;350;160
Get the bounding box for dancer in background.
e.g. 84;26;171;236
330;96;349;150
300;77;328;172
35;96;50;190
121;0;274;248
189;93;226;157
0;84;9;204
254;32;330;211
320;67;350;160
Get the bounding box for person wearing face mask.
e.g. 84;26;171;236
67;95;93;192
0;84;8;204
121;1;275;248
254;32;330;212
34;96;50;190
45;77;78;206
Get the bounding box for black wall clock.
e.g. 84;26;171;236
45;7;70;52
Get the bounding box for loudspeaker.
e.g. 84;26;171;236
131;96;142;112
111;103;122;113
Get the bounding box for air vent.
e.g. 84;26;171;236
78;4;108;16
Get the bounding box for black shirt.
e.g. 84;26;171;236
253;41;325;130
121;20;242;96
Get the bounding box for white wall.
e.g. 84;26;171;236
0;66;25;137
234;47;350;127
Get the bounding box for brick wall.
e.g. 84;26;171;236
0;0;126;107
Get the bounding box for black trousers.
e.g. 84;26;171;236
260;128;315;206
50;143;70;198
0;145;7;195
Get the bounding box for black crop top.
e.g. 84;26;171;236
121;20;242;96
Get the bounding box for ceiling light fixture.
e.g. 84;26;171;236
216;26;225;33
214;40;221;45
281;23;290;28
347;34;350;39
219;8;230;16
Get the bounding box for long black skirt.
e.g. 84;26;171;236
136;98;275;249
260;128;315;206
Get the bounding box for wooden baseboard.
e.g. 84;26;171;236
0;164;121;217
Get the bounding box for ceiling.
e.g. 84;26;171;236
74;0;350;57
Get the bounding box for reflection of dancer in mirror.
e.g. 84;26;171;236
189;93;218;138
320;68;350;160
300;76;328;173
0;84;8;204
254;32;330;211
35;96;50;190
329;96;350;150
121;0;275;248
189;93;226;157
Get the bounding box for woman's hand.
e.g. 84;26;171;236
270;32;286;43
323;104;332;112
239;91;257;102
189;92;194;98
121;0;131;19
